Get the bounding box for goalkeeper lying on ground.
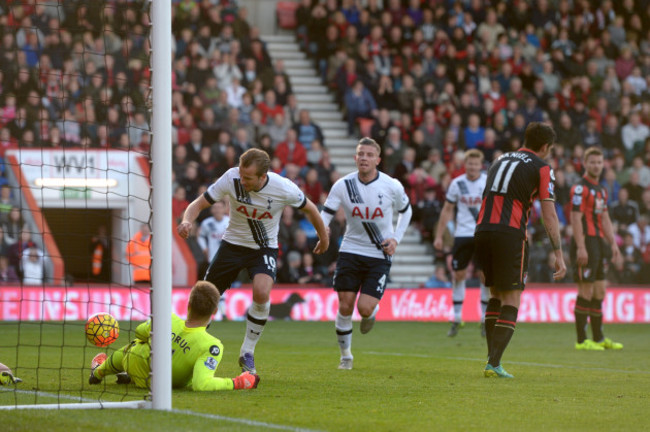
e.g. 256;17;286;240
89;280;259;391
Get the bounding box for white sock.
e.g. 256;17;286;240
452;279;466;322
479;283;490;322
240;301;270;355
335;312;353;359
363;304;379;320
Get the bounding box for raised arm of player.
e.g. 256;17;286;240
300;199;330;254
541;200;567;280
177;195;212;239
433;201;455;251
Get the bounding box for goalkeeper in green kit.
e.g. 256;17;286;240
89;281;259;391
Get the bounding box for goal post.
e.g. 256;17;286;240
0;0;172;411
150;0;173;412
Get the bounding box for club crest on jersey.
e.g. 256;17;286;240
236;205;272;220
351;206;384;219
378;193;384;205
266;198;273;210
204;357;217;370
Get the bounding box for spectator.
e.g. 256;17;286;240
303;168;323;204
0;254;19;284
624;172;645;204
256;90;285;125
621;112;649;161
172;185;190;224
0;185;16;224
628;156;650;189
424;264;452;288
267;113;290;148
344;80;378;135
293;110;324;149
627;215;650;252
275;129;307;169
126;223;151;284
619;232;643;284
418;109;443;150
22;243;47;285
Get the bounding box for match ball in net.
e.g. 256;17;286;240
85;313;120;347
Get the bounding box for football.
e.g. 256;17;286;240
85;313;120;347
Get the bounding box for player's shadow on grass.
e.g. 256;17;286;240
269;293;305;320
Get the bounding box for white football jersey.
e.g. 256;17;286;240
204;168;306;249
198;215;230;261
323;171;410;260
445;172;487;238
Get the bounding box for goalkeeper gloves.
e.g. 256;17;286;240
0;371;22;386
232;371;260;390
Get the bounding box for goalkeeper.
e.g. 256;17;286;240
89;281;259;391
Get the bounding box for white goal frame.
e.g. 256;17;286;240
0;0;172;411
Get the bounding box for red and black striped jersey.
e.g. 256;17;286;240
570;176;608;238
476;148;555;238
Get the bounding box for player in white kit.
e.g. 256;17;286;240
178;149;329;373
320;138;412;370
434;149;490;337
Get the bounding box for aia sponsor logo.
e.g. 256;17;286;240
351;206;384;219
236;205;272;220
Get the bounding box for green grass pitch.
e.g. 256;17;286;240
1;320;649;431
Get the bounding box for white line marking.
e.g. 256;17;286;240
0;388;96;403
1;389;325;431
363;351;650;375
171;409;326;432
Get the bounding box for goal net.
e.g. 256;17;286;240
0;0;173;410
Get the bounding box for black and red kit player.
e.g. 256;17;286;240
475;122;567;378
570;147;623;351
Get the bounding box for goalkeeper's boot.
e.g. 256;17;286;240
447;321;463;337
484;364;514;378
238;352;256;374
575;339;605;351
89;353;107;385
232;371;260;390
0;371;22;385
338;357;353;370
597;337;623;350
116;372;132;384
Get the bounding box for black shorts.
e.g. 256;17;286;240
571;236;608;283
204;241;279;293
451;237;479;271
475;231;528;291
333;252;391;300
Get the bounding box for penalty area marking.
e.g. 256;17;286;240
172;409;325;432
363;351;650;375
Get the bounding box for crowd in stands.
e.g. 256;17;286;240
295;0;650;284
0;0;649;285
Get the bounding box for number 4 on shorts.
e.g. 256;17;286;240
377;274;387;293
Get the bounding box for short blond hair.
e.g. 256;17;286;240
464;149;484;161
583;146;603;161
357;137;381;155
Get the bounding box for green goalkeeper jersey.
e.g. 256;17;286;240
134;314;233;391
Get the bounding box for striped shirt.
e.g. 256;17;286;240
203;168;306;250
